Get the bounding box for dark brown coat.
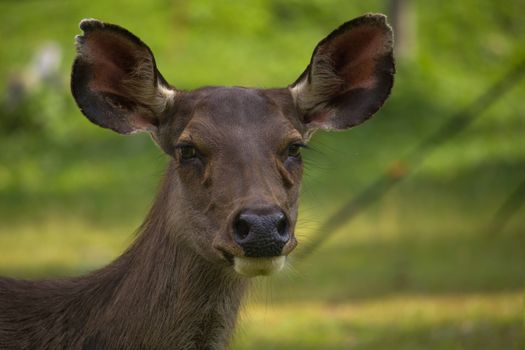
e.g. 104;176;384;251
0;14;394;349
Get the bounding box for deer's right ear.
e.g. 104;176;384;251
71;19;176;135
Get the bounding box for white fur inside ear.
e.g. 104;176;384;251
289;78;307;106
289;53;344;114
233;256;286;277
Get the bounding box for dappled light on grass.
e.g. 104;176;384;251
0;158;523;348
1;0;524;348
0;216;132;278
234;293;523;350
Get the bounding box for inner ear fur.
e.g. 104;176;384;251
290;13;395;131
71;19;175;134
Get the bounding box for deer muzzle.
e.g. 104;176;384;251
214;205;297;277
233;207;291;257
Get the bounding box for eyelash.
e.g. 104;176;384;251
287;142;307;158
174;142;307;162
174;143;198;160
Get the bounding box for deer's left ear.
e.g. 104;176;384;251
290;14;395;131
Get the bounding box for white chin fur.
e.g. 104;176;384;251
233;256;286;277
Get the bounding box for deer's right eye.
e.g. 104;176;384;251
177;145;197;160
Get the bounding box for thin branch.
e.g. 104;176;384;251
298;58;525;259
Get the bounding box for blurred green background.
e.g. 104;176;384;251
0;0;524;349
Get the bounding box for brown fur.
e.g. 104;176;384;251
0;14;394;349
0;168;247;349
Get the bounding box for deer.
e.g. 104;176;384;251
0;13;394;349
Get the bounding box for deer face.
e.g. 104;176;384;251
70;15;394;277
159;87;304;276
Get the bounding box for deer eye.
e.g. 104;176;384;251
177;145;197;160
287;143;305;158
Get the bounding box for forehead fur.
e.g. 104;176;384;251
192;87;275;123
166;87;303;157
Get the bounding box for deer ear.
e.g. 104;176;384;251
71;19;176;135
290;14;395;131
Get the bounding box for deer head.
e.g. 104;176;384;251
70;14;394;277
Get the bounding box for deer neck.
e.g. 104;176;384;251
84;172;249;349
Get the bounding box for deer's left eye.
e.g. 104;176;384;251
287;143;305;158
177;145;197;160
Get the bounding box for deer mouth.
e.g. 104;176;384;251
233;256;286;277
217;248;289;277
214;207;297;277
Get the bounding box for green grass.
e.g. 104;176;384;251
0;155;523;348
234;293;523;350
1;0;525;348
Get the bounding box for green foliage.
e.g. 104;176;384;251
0;1;524;349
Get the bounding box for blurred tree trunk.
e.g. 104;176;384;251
388;0;415;61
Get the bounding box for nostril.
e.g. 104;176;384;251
234;217;251;241
233;208;291;257
276;215;288;237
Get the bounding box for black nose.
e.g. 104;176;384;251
233;207;290;257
